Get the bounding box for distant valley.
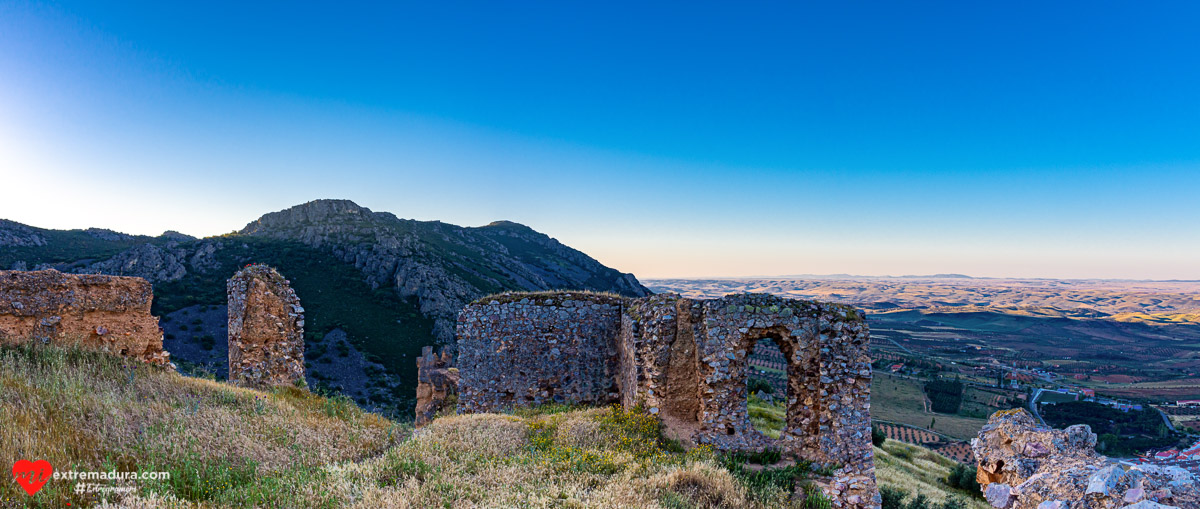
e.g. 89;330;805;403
647;276;1200;400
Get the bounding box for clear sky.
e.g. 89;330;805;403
1;1;1198;279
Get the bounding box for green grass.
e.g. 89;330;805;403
0;343;396;508
748;394;787;439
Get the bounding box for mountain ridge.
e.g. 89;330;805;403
234;199;650;343
2;200;649;331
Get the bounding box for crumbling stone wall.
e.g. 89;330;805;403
455;291;877;508
456;292;624;412
415;346;459;427
0;269;169;364
973;409;1196;509
226;264;305;388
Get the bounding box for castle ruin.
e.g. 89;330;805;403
452;291;877;507
0;269;169;364
227;264;305;388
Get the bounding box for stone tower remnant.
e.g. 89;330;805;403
227;264;305;388
0;269;169;365
452;291;877;508
415;346;459;427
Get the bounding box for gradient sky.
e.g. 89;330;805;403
1;1;1198;279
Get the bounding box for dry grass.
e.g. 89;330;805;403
102;406;812;508
3;344;836;508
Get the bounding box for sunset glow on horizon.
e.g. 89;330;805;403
2;1;1198;280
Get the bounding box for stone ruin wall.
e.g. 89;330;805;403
414;346;459;427
973;409;1196;509
455;293;625;412
0;269;168;364
452;291;877;508
227;264;305;389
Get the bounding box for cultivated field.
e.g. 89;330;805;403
871;374;987;441
648;277;1200;400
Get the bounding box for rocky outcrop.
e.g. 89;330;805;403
454;291;876;508
972;409;1197;509
226;264;305;388
84;228;134;241
414;346;459;427
78;241;224;283
0;269;169;364
158;230;196;242
239;199;651;346
0;220;47;247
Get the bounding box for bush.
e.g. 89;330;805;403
881;486;906;509
904;493;930;509
748;377;774;395
197;334;216;352
944;463;981;497
939;497;967;509
872;425;887;447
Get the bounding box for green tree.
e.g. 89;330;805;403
872;426;887;447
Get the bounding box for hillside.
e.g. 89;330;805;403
2;344;979;508
0;345;760;507
0;200;649;414
0;343;396;508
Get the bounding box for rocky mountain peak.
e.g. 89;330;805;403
239;199;376;234
0;219;48;247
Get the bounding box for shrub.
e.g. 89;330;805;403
197;334;216;351
881;486;906;509
944;463;982;497
872;425;887;447
748;377;773;395
904;493;931;509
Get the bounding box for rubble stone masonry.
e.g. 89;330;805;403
0;269;169;364
227;264;305;388
456;292;625;412
455;291;877;508
415;346;459;427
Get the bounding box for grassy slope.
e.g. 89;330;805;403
873;441;988;509
0;344;988;508
0;344;397;508
0;344;824;508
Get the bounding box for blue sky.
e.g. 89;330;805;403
1;1;1198;279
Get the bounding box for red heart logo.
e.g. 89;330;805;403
11;459;53;496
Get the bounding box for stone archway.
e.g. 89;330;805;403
455;291;878;508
